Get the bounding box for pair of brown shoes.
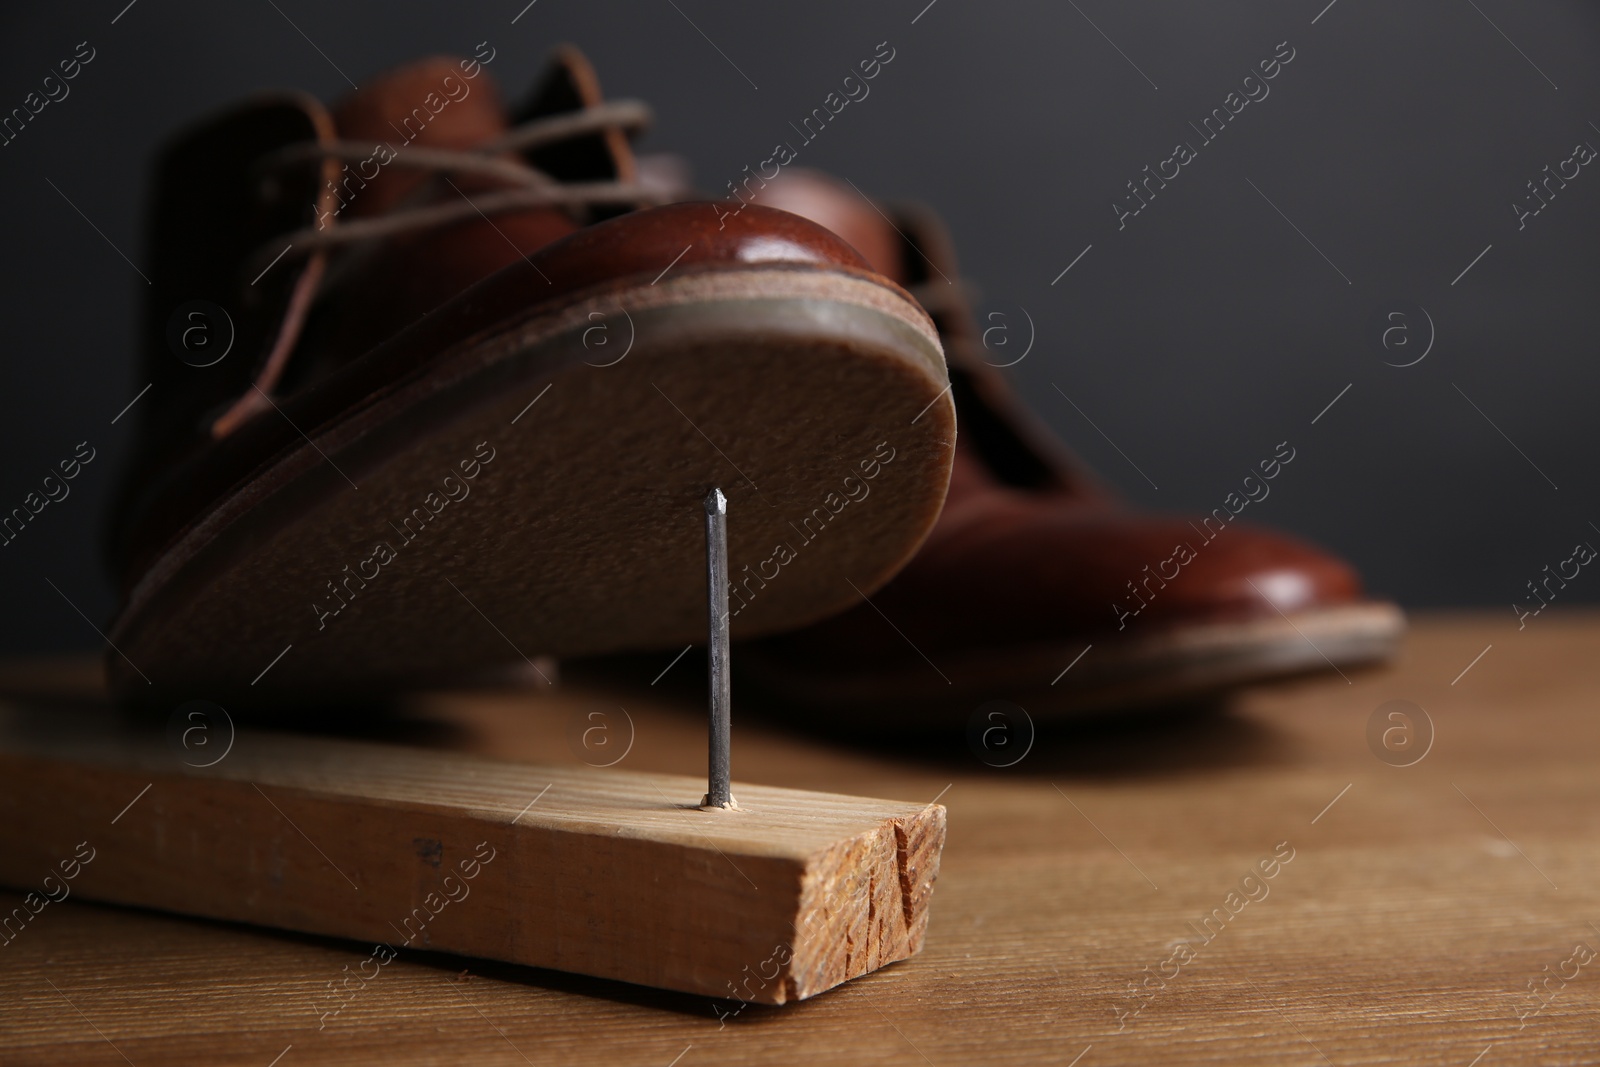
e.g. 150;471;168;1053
107;48;1402;722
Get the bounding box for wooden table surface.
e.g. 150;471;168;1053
2;612;1597;1065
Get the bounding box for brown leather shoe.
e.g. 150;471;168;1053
107;55;955;702
738;170;1403;723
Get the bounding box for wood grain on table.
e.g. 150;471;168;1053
1;613;1596;1066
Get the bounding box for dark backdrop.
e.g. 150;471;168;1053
2;0;1597;653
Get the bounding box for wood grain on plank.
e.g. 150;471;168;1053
0;710;944;1004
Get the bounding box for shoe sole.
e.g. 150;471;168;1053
739;602;1406;725
108;266;954;700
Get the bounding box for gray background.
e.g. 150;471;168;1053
1;0;1596;654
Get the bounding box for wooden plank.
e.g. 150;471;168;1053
0;705;945;1005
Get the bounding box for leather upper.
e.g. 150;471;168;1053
746;169;1371;664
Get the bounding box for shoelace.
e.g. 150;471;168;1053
213;100;662;438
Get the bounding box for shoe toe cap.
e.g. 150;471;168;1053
906;503;1368;647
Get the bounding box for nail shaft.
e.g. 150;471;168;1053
704;487;732;808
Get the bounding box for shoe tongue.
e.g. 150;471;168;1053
511;44;635;186
330;56;511;218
